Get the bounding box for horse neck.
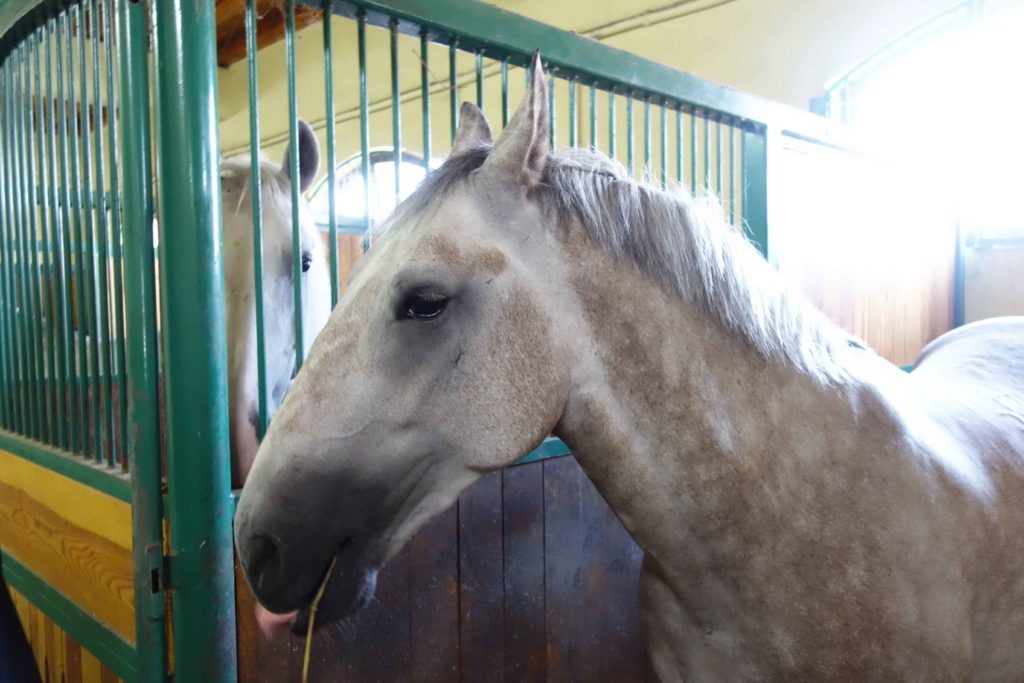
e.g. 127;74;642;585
552;224;873;573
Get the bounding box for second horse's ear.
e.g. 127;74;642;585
282;119;321;193
482;51;548;186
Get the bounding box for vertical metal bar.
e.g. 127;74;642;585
0;60;16;432
15;41;39;440
78;0;102;461
548;72;555;149
448;39;457;145
643;95;651;177
420;29;432;164
626;91;634;176
474;50;483;110
55;10;80;452
0;63;10;430
689;110;696;194
703;114;711;190
500;58;509;128
152;0;237;677
90;0;114;465
284;0;304;371
568;77;577;148
66;6;90;455
728;123;736;225
715;119;723;197
676;107;682;188
659;102;667;189
741;128;768;258
608;90;615;160
588;83;596;149
33;31;57;445
323;1;339;307
245;0;269;438
43;22;68;449
103;0;128;465
25;34;49;442
390;19;402;204
358;11;371;250
118;0;167;673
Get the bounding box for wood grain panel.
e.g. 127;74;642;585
0;450;134;643
8;586;123;683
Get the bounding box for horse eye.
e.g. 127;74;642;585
301;253;312;274
400;292;448;321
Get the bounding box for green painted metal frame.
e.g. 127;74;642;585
151;0;237;680
0;430;131;502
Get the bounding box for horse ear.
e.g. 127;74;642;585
450;102;493;157
282;119;321;193
483;51;548;186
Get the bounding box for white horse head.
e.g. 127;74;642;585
220;120;332;487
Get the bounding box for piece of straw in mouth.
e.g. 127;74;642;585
302;554;338;683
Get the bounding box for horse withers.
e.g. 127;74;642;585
235;54;1024;681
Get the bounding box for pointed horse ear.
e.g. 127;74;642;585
282;119;321;193
451;102;493;157
483;51;549;186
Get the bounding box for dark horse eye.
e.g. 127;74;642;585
400;292;448;321
301;253;312;273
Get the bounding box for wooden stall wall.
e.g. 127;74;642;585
7;587;123;683
237;457;655;683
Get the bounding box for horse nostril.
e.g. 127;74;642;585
245;534;282;589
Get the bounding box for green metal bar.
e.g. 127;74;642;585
102;0;127;467
567;76;576;148
285;0;305;371
55;10;79;453
8;51;28;437
32;30;56;446
715;119;722;196
626;91;634;175
89;0;113;465
117;0;167;674
152;0;237;677
246;0;269;437
27;32;47;442
0;60;16;432
475;49;483;110
741;128;768;258
588;83;596;149
0;63;9;430
323;0;339;307
728;122;735;224
1;549;138;682
390;18;402;202
659;101;667;189
608;90;615;160
703;115;710;190
420;29;431;163
358;11;370;250
14;41;38;440
689;110;696;193
65;7;90;456
43;19;67;450
676;106;682;187
500;57;508;127
448;39;457;145
643;95;651;177
78;1;102;463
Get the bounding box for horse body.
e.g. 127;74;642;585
235;56;1024;680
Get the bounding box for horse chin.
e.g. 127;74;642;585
289;543;380;635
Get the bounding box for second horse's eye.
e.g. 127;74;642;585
301;253;312;273
400;292;448;321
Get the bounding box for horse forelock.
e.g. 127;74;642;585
382;144;857;383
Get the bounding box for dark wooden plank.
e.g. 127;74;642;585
408;505;460;682
543;457;647;682
458;471;505;683
502;463;546;682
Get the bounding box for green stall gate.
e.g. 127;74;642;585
0;0;955;681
